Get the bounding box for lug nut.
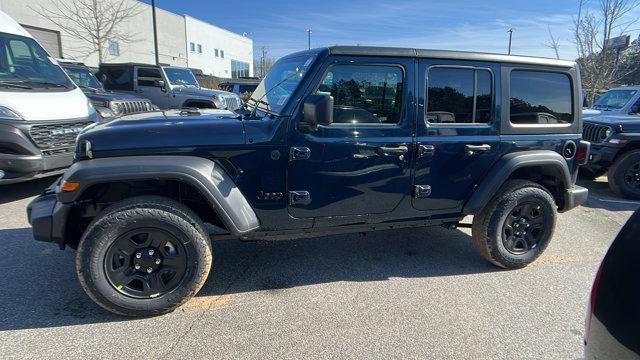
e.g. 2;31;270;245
135;253;142;259
148;249;155;256
134;264;141;270
146;267;153;273
155;258;161;265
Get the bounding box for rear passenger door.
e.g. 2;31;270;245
412;60;502;214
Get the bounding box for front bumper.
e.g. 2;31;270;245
0;151;73;184
27;180;71;249
586;144;621;169
562;185;589;212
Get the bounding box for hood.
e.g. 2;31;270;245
78;109;246;155
0;86;91;121
85;90;150;103
172;86;234;98
582;108;602;118
584;114;640;130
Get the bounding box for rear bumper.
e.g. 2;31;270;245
562;185;589;212
27;182;71;249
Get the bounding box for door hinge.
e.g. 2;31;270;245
290;147;311;161
289;190;311;205
414;185;432;198
418;144;435;158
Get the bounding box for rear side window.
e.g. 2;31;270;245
317;64;403;124
426;67;493;124
510;70;573;124
137;67;162;87
99;67;132;90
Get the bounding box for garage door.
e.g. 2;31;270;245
21;25;62;57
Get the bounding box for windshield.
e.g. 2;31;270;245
593;89;637;110
0;32;73;90
62;65;103;90
163;67;198;86
249;55;315;114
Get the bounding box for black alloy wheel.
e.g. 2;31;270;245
502;202;546;255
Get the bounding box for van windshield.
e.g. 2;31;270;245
0;32;73;90
248;55;314;115
593;89;637;110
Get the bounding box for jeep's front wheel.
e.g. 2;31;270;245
608;150;640;199
472;180;557;269
76;196;212;317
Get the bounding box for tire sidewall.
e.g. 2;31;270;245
611;151;640;199
487;188;556;267
77;205;209;316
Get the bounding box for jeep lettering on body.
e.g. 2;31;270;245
27;46;589;316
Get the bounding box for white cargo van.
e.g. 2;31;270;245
0;10;97;184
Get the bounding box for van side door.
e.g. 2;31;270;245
134;66;169;109
412;60;502;215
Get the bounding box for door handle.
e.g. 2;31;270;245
377;145;408;155
465;144;491;155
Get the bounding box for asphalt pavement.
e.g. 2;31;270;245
0;176;637;359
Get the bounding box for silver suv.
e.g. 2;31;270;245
97;63;242;111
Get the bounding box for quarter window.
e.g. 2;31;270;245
316;65;404;124
426;67;493;124
510;70;573;124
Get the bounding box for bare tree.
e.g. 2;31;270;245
544;26;561;59
254;47;275;78
574;0;640;104
32;0;142;62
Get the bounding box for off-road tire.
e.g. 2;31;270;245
472;180;557;269
76;196;212;317
608;150;640;199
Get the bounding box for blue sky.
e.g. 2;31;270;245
141;0;640;61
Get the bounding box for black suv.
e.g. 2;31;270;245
58;61;156;121
28;46;589;316
582;112;640;199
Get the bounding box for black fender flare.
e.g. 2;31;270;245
463;151;573;215
57;156;259;235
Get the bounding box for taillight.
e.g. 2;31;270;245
577;140;591;166
585;261;604;344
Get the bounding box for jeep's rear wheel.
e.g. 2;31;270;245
608;150;640;199
472;180;556;269
76;196;212;317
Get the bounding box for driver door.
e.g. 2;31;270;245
287;57;415;221
134;66;169;108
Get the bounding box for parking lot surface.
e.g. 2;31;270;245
0;176;638;359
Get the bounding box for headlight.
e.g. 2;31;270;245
109;101;123;115
605;128;612;138
96;107;116;120
0;106;23;121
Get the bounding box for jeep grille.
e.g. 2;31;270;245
582;123;610;144
29;121;94;149
219;94;241;111
113;100;154;115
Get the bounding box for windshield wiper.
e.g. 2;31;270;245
27;81;69;89
0;80;33;89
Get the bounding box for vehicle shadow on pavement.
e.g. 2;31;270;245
0;225;494;330
578;178;640;212
0;177;55;205
197;225;497;299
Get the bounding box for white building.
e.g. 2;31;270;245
0;0;253;77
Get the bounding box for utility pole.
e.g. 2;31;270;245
507;28;514;55
306;28;312;50
260;46;267;78
151;0;160;65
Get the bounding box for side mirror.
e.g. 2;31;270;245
302;94;333;127
630;104;640;115
154;79;166;88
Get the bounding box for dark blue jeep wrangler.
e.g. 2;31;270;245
27;46;589;316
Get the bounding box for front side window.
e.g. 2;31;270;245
137;67;162;87
426;67;493;124
593;89;637;110
0;32;73;90
316;65;404;124
510;70;573;124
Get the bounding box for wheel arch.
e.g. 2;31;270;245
58;156;260;243
463;151;573;215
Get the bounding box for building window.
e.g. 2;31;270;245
189;42;195;52
108;39;120;56
231;59;250;79
214;49;219;57
197;44;202;54
220;50;224;58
